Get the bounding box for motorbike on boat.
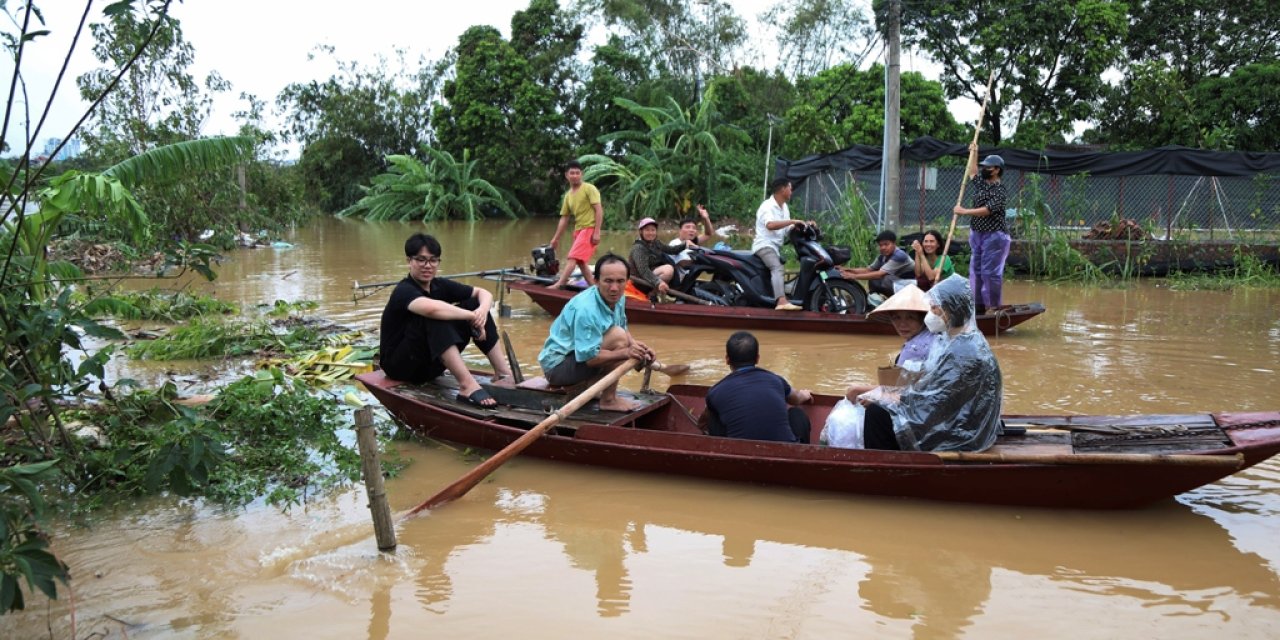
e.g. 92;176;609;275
674;223;869;314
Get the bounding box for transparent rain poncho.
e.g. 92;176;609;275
876;275;1003;452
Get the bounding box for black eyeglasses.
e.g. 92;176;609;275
410;256;441;266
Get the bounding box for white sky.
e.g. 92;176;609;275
4;0;966;157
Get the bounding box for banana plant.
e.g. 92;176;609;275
338;147;518;221
583;90;748;222
2;136;253;300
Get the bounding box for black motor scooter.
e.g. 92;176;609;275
675;223;868;313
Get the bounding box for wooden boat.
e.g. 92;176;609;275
356;370;1280;509
505;279;1045;336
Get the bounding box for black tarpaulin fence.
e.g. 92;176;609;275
776;137;1280;237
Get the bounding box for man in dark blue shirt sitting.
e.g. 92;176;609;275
699;331;813;444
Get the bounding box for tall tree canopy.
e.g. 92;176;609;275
1086;1;1280;150
77;3;229;163
781;63;964;157
579;0;747;102
897;0;1129;145
1124;0;1279;88
432;25;571;211
276;47;439;211
761;0;879;79
511;0;586;150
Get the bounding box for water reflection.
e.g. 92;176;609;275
381;459;1279;636
27;218;1277;638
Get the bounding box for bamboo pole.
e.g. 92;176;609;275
353;266;520;292
937;71;997;284
934;451;1243;468
354;407;397;551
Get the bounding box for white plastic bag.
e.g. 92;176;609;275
820;398;865;449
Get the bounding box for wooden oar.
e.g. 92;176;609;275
937;70;996;284
935;451;1243;468
398;358;640;518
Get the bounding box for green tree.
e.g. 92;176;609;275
337;148;517;222
76;2;230;163
898;0;1129;144
277;47;440;212
1196;63;1280;152
432;25;571;212
579;0;747;101
1124;0;1279;88
511;0;586;150
1087;2;1280;150
579;36;651;155
781;63;965;156
761;0;878;79
1084;60;1198;149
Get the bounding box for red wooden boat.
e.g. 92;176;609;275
357;370;1280;509
506;279;1045;336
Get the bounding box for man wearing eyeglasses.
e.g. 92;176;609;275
379;233;513;408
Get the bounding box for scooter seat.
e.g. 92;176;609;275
708;249;767;270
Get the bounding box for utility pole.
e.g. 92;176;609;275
880;0;902;231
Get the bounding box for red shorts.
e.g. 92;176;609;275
567;227;598;263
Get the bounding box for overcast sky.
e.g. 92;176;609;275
4;0;961;157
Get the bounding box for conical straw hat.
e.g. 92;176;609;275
867;283;930;323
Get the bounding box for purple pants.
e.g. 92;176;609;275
968;229;1011;309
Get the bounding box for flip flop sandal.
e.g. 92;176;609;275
458;388;498;409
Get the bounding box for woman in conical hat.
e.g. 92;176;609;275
845;283;934;401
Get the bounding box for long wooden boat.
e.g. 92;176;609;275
506;279;1045;336
357;370;1280;509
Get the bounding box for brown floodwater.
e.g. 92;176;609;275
7;217;1279;638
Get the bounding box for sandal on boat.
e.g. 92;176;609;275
458;388;498;409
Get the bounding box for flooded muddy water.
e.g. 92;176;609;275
7;218;1279;638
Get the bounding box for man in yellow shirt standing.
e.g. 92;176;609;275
547;160;603;289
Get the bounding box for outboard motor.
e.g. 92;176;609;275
531;245;559;278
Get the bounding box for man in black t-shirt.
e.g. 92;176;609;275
378;234;513;408
698;331;813;444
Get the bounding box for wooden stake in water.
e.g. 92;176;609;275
354;407;396;551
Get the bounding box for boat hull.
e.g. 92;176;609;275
358;372;1280;509
507;280;1044;336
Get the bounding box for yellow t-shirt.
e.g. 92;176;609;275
560;183;601;231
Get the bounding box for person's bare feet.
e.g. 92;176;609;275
599;397;642;412
489;374;517;389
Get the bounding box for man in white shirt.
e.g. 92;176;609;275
753;178;810;311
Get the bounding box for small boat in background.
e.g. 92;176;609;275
506;279;1045;336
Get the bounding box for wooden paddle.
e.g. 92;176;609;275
398;358;640;518
936;70;996;285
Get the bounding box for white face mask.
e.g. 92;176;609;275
924;310;947;334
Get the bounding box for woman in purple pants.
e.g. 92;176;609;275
953;150;1009;315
